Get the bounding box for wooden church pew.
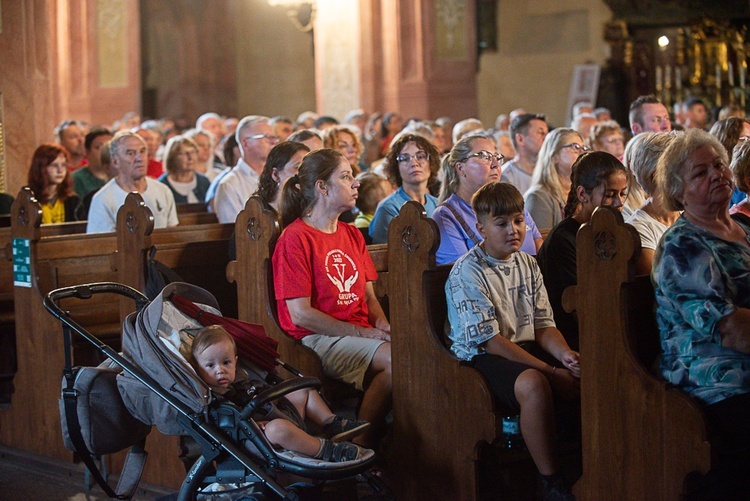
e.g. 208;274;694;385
563;206;713;500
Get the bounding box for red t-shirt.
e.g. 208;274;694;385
273;218;378;340
147;158;164;179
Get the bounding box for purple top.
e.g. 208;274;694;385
432;193;542;265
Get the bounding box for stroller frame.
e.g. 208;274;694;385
45;282;378;500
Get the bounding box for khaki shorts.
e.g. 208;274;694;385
301;334;386;391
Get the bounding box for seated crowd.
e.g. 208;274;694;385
7;96;750;500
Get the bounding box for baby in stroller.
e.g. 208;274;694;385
191;325;370;462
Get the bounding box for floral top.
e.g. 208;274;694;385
653;215;750;405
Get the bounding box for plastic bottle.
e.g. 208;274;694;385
502;414;524;451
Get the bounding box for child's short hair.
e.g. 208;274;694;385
472;182;524;219
355;172;390;215
191;325;237;362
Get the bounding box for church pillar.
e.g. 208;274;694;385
0;0;140;196
314;0;477;121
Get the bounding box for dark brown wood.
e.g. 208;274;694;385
564;206;712;500
0;188;119;465
387;201;499;500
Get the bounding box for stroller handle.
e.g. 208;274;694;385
45;282;149;318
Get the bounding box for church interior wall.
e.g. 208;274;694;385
476;0;614;127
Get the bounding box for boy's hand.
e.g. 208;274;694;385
560;350;581;378
358;326;391;342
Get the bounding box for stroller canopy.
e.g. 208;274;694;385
118;282;219;435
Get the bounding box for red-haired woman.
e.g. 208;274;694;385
27;144;80;223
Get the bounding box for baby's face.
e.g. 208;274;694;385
193;339;237;389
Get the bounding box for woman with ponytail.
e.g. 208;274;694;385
273;149;391;448
536;152;629;350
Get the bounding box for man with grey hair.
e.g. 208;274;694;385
196;112;225;142
87;131;178;233
270;116;295;142
213;115;278;223
55;119;87;171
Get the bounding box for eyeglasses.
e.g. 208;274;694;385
248;134;280;143
465;150;505;164
397;152;429;164
178;149;198;158
561;143;592;154
604;137;624;145
739;136;750;142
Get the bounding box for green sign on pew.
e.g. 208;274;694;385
12;237;31;288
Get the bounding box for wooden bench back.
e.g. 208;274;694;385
115;193;236;320
387;201;499;500
563;206;712;500
0;188;119;465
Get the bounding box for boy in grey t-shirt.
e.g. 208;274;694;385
445;182;580;500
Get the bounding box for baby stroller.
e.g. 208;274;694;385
45;281;381;500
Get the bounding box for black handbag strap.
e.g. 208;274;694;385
62;325;146;500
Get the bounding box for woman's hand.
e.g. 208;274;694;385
354;325;391;342
549;368;580;400
560;350;580;378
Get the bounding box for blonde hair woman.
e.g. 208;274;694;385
524;128;588;230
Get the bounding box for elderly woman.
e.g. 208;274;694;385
588;121;625;161
652;128;750;493
255;141;310;211
323;125;363;176
525;128;589;231
625;132;681;275
273;149;391;448
433;134;542;265
158;136;211;204
369;133;440;244
185;129;223;182
730;141;750;220
537;152;629;350
27;144;80;223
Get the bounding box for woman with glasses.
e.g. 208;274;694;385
588;121;625;162
27;143;80;223
525;128;589;231
433;134;542;265
537;152;628;350
158;135;211;204
368;134;440;244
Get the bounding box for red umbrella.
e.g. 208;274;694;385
170;294;280;372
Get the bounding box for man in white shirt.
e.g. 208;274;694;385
87;131;178;233
213;115;278;223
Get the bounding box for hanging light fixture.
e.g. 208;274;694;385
267;0;316;33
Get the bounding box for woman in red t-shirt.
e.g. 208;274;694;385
272;149;391;447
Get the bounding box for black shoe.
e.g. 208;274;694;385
322;415;371;443
542;475;575;501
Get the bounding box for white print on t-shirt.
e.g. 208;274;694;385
324;248;360;305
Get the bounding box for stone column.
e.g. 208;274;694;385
314;0;477;121
0;0;139;195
